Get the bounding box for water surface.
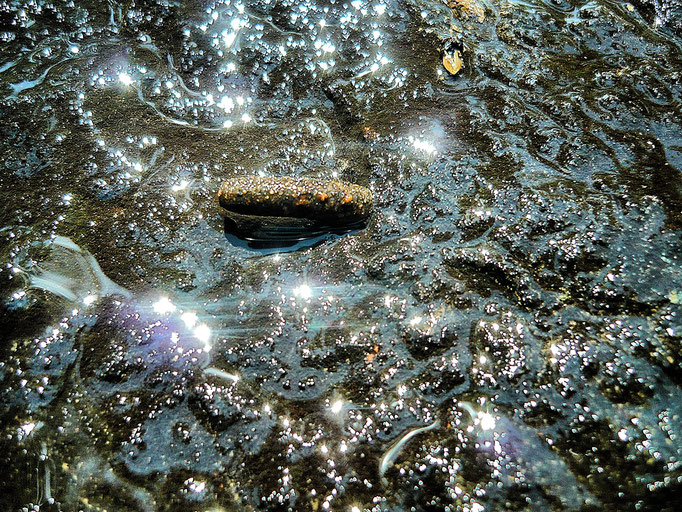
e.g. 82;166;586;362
1;0;681;510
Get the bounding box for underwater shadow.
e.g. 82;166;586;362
223;213;368;254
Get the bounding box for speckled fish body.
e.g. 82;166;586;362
218;176;373;225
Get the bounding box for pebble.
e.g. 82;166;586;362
218;176;373;225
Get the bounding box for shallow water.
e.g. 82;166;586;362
1;0;681;510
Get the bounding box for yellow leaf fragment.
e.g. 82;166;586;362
443;50;463;76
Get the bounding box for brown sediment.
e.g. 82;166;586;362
448;0;485;22
218;176;373;225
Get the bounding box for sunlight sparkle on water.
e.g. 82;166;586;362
331;400;344;414
294;284;313;300
1;0;678;508
411;137;437;155
479;412;496;431
171;180;190;192
20;422;37;437
153;297;177;315
230;17;242;30
118;73;133;86
409;316;423;326
189;480;206;493
182;311;198;328
223;31;237;47
218;96;235;112
194;323;211;344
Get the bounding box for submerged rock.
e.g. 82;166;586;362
218;176;373;226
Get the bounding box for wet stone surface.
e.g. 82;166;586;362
219;176;373;224
0;0;681;510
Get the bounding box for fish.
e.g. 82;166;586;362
379;418;441;482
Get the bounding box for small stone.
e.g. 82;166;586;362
218;176;373;225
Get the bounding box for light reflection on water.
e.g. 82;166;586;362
1;0;682;510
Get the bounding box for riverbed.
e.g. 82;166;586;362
1;0;681;510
